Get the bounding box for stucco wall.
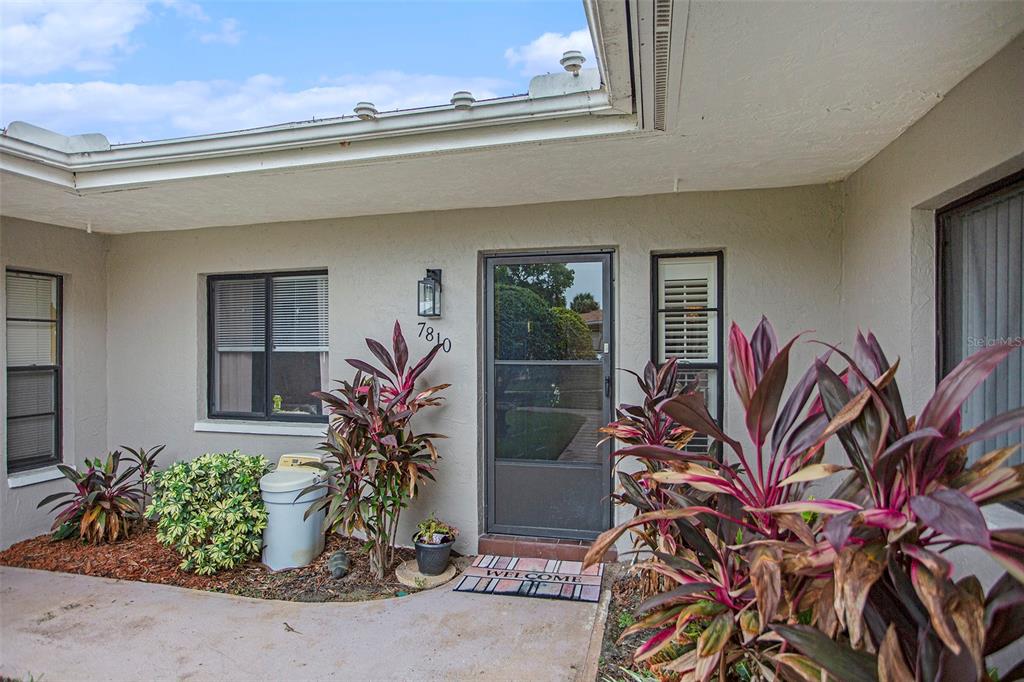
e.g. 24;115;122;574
101;185;843;555
842;32;1024;411
0;217;109;548
841;31;1024;671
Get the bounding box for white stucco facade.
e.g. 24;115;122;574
1;183;844;552
0;29;1021;604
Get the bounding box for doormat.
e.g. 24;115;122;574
453;555;603;602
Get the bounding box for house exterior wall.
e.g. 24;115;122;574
0;217;109;548
840;31;1023;671
841;32;1023;412
97;185;843;556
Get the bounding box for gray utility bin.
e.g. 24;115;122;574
260;454;327;571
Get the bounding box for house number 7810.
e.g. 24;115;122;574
417;322;452;353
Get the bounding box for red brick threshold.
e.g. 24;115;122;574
478;534;617;562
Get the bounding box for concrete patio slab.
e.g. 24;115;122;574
0;566;605;682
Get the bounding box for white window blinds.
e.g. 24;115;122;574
212;278;266;352
6;270;61;473
656;255;719;364
272;274;328;352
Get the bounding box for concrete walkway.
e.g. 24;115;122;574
0;566;606;682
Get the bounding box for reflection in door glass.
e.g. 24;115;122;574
494;364;603;464
493;261;604;361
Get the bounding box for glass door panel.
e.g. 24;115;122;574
485;254;612;538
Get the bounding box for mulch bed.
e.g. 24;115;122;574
598;564;650;682
0;525;416;603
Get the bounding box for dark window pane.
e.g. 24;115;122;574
7;414;56;470
7;369;56;417
494;364;602;463
270;351;326;417
940;180;1024;464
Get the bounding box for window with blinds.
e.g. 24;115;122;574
208;271;328;422
939;177;1023;467
6;270;62;473
653;253;723;449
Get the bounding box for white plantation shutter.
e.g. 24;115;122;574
272;274;328;352
213;279;266;352
654;254;722;445
656;256;718;364
662;278;710;360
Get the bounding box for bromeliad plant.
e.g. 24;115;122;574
304;321;449;580
37;452;144;544
586;318;1024;681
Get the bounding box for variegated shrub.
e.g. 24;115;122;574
148;451;270;575
586;318;1024;682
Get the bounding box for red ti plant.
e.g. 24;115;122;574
586;318;1024;681
304;321;449;580
600;361;695;594
344;320;448;415
586;317;838;679
766;333;1024;681
37;452;144;544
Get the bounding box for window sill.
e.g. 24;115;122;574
193;420;327;437
8;465;66;489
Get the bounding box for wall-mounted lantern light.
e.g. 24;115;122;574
418;269;442;317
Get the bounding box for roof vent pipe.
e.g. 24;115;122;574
560;50;585;76
450;91;475;110
354;102;378;120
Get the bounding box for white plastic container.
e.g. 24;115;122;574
260;467;327;571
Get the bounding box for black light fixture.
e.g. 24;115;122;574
417;269;442;317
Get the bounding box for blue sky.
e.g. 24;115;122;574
0;1;595;143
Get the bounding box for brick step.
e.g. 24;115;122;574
478;533;617;562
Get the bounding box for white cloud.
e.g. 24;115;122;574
504;28;596;76
199;17;242;46
0;72;515;143
0;0;151;77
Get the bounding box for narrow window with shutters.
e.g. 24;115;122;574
652;254;723;452
5;270;62;473
208;270;328;421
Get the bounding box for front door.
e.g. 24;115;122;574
484;252;612;539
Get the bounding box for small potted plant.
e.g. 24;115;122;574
413;514;458;576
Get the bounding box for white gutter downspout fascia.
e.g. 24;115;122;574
0;89;637;192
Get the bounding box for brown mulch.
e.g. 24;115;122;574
0;524;416;603
598;564;650;682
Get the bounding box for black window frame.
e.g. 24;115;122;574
935;169;1024;512
206;269;328;423
5;268;63;474
649;251;726;426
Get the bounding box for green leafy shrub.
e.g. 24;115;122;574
148;451;269;575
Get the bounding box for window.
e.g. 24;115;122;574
938;175;1023;466
651;253;724;449
6;270;62;473
208;271;328;422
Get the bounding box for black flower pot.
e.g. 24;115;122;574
414;535;455;576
